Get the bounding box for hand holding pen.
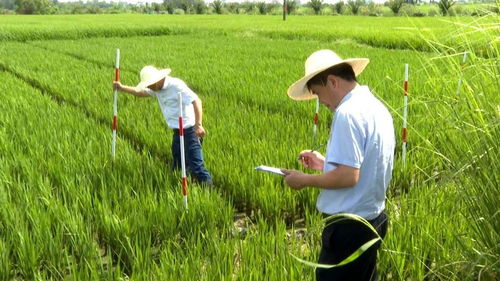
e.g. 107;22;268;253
296;144;325;171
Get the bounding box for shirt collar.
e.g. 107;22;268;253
335;83;360;111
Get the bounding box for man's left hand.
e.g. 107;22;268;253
195;124;206;138
282;169;307;190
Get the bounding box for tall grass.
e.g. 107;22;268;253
0;15;497;280
380;14;499;280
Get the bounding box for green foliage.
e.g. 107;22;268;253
15;0;53;14
438;0;455;15
427;7;439;16
399;3;416;15
173;8;184;14
179;0;192;13
161;0;206;14
388;0;404;14
309;0;323;14
7;0;498;16
256;1;266;14
71;3;85;14
333;1;344;14
211;0;223;14
226;2;239;14
0;0;16;9
152;2;163;13
361;2;383;16
87;5;101;14
0;15;498;280
286;0;298;15
347;0;363;15
0;8;16;14
253;1;276;15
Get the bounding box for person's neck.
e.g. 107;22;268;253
336;81;358;102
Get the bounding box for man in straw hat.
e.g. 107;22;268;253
113;65;213;185
282;50;395;280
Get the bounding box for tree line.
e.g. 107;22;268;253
1;0;498;17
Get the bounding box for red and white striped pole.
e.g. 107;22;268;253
112;49;120;160
178;92;188;210
402;64;409;166
312;97;319;146
456;51;467;95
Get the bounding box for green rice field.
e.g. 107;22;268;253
0;14;498;280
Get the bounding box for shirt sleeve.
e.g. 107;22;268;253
176;80;199;105
326;112;365;169
144;88;156;97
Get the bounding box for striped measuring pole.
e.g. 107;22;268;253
455;51;467;95
402;64;409;166
178;92;188;210
112;49;120;160
312;97;319;146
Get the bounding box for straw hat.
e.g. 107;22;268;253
287;50;369;101
135;65;171;91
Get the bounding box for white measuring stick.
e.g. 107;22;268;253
313;97;319;146
178;92;188;210
112;49;120;160
402;64;409;166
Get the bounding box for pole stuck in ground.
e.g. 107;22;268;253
283;0;287;21
313;97;319;147
402;63;409;167
178;92;188;210
112;48;120;160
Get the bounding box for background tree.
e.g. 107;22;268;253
211;0;223;14
87;3;101;14
438;0;455;15
193;0;206;14
333;1;344;14
71;2;85;13
226;2;239;14
388;0;404;14
285;0;297;14
15;0;53;14
152;2;163;13
241;1;255;13
256;1;266;14
163;0;174;14
1;0;17;9
309;0;323;15
347;0;363;15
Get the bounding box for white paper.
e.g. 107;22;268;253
255;165;285;176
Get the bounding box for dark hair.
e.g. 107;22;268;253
307;63;357;91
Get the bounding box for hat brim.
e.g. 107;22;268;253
287;59;370;101
135;68;172;91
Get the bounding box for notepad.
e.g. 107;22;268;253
255;165;285;176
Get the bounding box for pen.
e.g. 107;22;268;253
296;144;323;161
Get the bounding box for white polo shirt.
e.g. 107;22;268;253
316;84;395;220
145;77;198;129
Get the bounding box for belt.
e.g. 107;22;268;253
173;126;194;134
322;211;387;228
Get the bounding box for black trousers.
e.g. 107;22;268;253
316;211;389;281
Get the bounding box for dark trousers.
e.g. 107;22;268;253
172;126;212;183
316;211;389;281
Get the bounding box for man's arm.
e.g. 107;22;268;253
192;98;206;138
114;82;150;98
282;164;359;190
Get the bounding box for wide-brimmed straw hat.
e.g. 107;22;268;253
135;65;171;91
287;50;369;101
